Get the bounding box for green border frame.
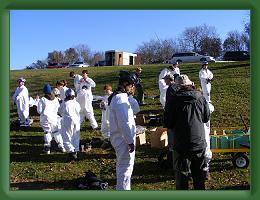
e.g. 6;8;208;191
0;0;258;199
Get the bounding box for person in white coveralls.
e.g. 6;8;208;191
203;101;215;180
158;61;180;108
108;71;138;190
100;85;113;140
12;77;32;127
37;84;65;154
128;87;140;117
59;88;81;161
59;80;69;102
76;70;98;130
69;71;83;94
199;61;213;102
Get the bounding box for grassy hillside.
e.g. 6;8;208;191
10;61;250;190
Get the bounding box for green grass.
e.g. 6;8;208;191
10;61;250;190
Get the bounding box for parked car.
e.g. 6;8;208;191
167;52;215;64
47;63;69;69
94;60;106;67
70;62;89;68
223;51;250;61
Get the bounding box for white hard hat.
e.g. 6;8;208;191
17;77;26;82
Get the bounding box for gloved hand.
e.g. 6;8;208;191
128;143;135;153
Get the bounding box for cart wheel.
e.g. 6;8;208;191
232;153;249;168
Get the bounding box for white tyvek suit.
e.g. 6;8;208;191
60;86;69;101
73;74;83;93
109;93;136;190
100;95;110;139
158;67;180;107
76;77;98;129
203;102;215;171
128;95;140;115
199;68;213;102
12;85;30;125
37;97;65;150
59;99;81;152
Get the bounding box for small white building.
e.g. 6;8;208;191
105;50;140;66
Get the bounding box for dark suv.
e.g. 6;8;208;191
223;51;250;61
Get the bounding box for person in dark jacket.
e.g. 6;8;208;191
134;67;146;105
167;74;210;190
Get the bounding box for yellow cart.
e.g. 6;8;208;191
210;133;250;168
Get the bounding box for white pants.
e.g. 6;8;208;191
16;100;29;125
80;108;98;129
202;83;211;102
204;121;212;171
159;83;168;108
42;122;64;149
112;140;135;190
44;131;64;149
61;118;81;152
100;120;110;139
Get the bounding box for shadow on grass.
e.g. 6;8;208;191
10;135;43;146
219;184;250;190
10;179;80;190
10;172;117;190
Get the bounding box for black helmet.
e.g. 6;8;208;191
119;70;138;85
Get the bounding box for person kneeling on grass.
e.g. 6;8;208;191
37;84;66;154
59;88;81;161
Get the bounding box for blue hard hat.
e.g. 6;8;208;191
43;84;52;94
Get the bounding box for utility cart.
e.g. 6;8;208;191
210;130;250;168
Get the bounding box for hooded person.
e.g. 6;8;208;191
12;77;32;127
199;61;213;102
108;70;137;190
158;61;180;108
76;70;98;130
59;88;81;161
169;74;210;190
37;84;66;154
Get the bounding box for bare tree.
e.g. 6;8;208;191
136;39;177;64
223;31;244;51
64;48;79;64
199;36;222;57
48;51;64;64
179;24;219;55
75;44;92;64
88;51;105;66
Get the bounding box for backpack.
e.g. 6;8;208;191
78;170;108;190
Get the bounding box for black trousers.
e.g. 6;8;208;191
173;149;206;190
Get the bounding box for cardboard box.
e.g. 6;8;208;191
136;132;146;146
150;127;168;149
135;114;146;125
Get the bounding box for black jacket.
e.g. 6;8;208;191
164;87;210;153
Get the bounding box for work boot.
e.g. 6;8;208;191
100;140;111;149
68;152;77;161
43;145;51;154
